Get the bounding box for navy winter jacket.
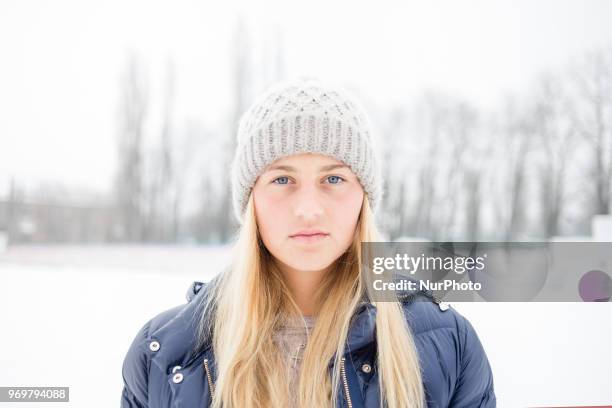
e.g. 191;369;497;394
121;279;496;407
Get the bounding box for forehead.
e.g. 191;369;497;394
263;153;352;174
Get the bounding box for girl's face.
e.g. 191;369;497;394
252;153;364;273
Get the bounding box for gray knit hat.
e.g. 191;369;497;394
230;77;382;224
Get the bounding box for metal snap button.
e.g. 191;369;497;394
172;372;184;384
149;340;161;352
172;365;182;373
361;363;372;373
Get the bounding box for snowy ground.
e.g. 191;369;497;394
0;245;610;407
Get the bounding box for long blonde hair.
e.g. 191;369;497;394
197;192;424;408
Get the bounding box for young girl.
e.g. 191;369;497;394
121;78;496;408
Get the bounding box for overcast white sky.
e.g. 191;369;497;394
2;0;612;197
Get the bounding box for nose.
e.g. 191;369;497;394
293;183;324;222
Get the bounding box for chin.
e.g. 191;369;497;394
282;254;335;273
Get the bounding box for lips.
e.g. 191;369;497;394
289;230;330;243
290;229;329;238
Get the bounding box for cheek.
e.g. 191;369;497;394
254;191;289;245
330;189;364;244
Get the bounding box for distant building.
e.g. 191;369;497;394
0;199;118;244
592;215;612;241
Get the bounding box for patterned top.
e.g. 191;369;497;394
272;314;317;407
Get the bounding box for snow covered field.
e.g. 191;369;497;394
0;245;610;407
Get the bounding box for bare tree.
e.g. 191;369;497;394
438;100;477;240
211;16;251;242
151;58;179;242
379;106;411;240
531;72;577;237
463;162;483;241
114;52;149;241
571;48;612;216
489;96;533;241
461;110;491;241
413;91;446;239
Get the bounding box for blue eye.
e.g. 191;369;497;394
326;175;345;184
273;176;290;185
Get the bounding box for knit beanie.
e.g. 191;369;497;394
230;77;383;224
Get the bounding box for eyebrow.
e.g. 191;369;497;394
265;164;350;173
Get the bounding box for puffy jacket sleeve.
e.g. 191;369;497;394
449;315;496;407
120;320;151;407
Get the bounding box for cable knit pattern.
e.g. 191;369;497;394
230;77;382;224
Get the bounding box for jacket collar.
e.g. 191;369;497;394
150;273;426;372
147;278;216;373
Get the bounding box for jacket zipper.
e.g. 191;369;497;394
340;357;353;408
203;358;215;403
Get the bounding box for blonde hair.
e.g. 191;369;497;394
197;193;424;408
